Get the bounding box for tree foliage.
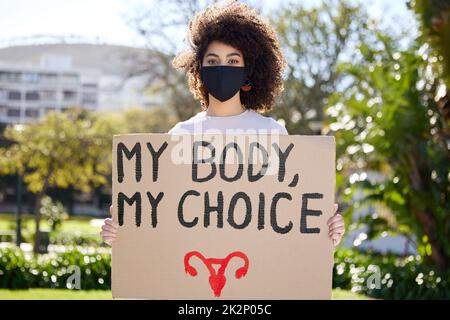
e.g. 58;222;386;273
411;0;450;85
0;107;176;252
271;0;372;134
0;109;108;194
325;29;450;269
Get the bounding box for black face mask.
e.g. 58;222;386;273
201;66;247;102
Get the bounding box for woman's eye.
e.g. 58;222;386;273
207;60;218;65
229;59;239;64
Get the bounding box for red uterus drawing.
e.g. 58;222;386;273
184;251;249;297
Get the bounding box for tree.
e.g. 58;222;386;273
412;0;450;85
40;195;66;232
411;0;450;148
270;0;372;134
0;108;109;253
121;107;177;134
125;0;268;122
124;0;218;121
93;107;177;173
325;29;450;269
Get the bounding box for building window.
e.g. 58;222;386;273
25;109;39;118
25;91;39;101
82;99;97;105
41;73;57;83
23;73;40;83
82;92;97;105
8;91;21;100
61;74;78;83
44;107;56;115
7;108;20;117
63;90;77;101
0;72;21;83
40;90;56;101
82;83;98;89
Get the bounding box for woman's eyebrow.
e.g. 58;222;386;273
205;52;242;58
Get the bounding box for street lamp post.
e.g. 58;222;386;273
13;124;25;247
16;173;22;246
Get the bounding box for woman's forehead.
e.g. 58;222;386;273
205;41;243;56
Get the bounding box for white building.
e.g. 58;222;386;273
0;43;159;124
0;56;99;123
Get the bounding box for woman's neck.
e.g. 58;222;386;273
206;94;245;116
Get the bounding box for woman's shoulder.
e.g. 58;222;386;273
167;111;206;134
168;109;288;135
246;109;288;134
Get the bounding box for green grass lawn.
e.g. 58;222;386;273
332;289;372;300
0;213;102;243
0;289;370;300
0;214;100;233
0;289;112;300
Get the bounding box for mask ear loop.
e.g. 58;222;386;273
199;63;209;108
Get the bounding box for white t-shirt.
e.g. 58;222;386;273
168;109;288;135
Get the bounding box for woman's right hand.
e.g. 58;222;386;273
100;205;119;246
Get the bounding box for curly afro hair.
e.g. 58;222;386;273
172;0;287;112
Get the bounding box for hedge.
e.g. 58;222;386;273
1;246;449;299
332;248;450;299
0;246;110;290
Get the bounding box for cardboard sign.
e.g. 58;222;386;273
111;134;335;299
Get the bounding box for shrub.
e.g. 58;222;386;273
49;232;105;247
333;248;450;299
0;247;111;290
2;246;449;298
40;196;67;231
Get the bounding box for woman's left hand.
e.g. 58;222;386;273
327;203;345;247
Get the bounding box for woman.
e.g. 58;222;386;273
101;0;345;247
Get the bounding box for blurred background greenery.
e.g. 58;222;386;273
0;0;449;299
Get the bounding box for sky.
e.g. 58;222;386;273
0;0;416;49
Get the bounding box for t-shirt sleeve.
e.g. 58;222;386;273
167;126;175;134
167;122;194;135
167;123;180;134
269;118;288;135
278;124;288;135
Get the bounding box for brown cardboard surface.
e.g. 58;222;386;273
111;134;335;299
